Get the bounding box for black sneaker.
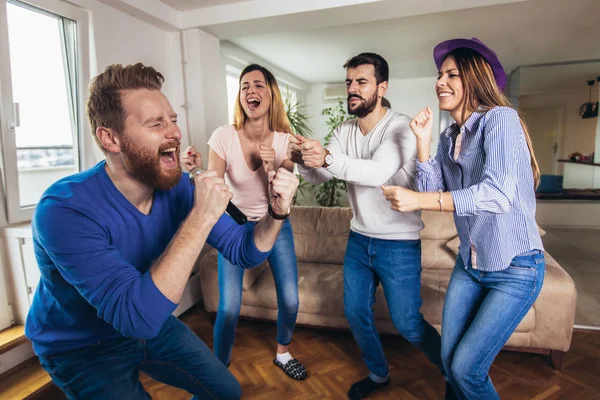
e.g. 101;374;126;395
348;376;390;399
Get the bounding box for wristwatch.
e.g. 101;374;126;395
188;166;205;185
322;149;333;168
268;203;290;220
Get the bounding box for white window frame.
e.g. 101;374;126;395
0;0;90;224
0;251;12;330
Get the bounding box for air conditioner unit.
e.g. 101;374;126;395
323;84;346;103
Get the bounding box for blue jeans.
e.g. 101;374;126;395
39;315;241;400
214;218;299;365
442;251;545;400
343;231;444;380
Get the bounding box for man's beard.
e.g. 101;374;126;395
120;136;182;191
347;92;378;118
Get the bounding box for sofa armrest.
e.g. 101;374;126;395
530;252;577;352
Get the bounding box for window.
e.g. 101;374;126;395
282;88;297;108
0;0;90;330
225;74;239;124
0;0;90;223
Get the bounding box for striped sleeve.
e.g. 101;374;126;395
451;107;521;216
415;139;446;192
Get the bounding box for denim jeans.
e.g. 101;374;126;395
442;250;546;400
39;315;241;400
214;218;299;365
343;231;444;380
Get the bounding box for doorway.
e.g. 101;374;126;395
520;106;565;175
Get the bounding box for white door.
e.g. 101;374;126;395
520;107;563;175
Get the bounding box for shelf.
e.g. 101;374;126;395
0;357;53;400
557;159;600;167
0;325;27;355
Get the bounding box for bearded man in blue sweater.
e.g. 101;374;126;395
24;63;299;400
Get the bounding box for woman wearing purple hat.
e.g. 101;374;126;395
382;38;544;399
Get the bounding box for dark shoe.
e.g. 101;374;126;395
273;358;307;380
348;376;390;399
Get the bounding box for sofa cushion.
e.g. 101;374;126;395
243;261;269;291
243;262;344;317
290;206;352;264
422;240;457;269
446;236;461;255
420;211;458;240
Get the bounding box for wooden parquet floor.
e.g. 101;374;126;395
136;306;600;400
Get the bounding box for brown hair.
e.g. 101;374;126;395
232;64;291;133
343;52;389;84
86;63;164;151
450;48;540;188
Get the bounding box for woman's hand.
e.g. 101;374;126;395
260;145;276;173
409;106;434;142
181;146;203;172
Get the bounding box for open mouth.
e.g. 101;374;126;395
159;147;178;167
438;92;454;101
247;98;261;111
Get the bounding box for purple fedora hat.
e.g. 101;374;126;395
433;37;506;91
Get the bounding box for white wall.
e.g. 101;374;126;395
181;28;229;163
386;77;441;155
519;88;599;188
305;83;329;142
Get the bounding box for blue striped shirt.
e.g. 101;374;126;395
416;106;543;272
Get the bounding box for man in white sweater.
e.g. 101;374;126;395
288;53;445;399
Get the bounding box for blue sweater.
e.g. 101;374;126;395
25;161;269;356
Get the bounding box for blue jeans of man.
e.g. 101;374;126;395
442;251;545;400
39;315;241;400
343;231;444;380
214;218;299;365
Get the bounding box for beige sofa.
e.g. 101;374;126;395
198;206;577;369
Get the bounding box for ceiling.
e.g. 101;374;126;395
227;0;600;84
111;0;600;92
159;0;252;11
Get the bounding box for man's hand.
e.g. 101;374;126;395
287;134;306;165
192;170;232;223
381;185;422;212
260;144;276;172
181;145;203;172
268;168;299;214
409;106;434;142
301;139;326;168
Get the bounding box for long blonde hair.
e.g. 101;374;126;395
451;48;540;188
233;64;292;133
